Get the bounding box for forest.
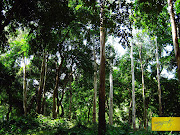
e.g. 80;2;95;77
0;0;180;134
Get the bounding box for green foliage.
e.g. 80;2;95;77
0;0;180;134
133;0;171;46
57;123;97;135
161;78;180;116
0;116;39;134
1;114;180;134
106;123;130;135
133;0;166;28
175;0;180;14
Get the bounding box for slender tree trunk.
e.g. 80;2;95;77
128;99;132;125
106;96;109;116
23;57;27;116
155;36;162;116
59;71;74;117
7;87;12;121
44;101;47;116
93;47;97;123
177;26;180;39
36;53;46;114
146;99;149;128
60;89;65;117
69;76;72;120
6;104;12;121
109;59;113;125
52;87;57;118
52;57;64;119
168;0;180;80
138;44;146;128
52;70;58;119
99;0;106;134
131;42;136;130
57;91;60;115
41;54;48;115
88;106;91;122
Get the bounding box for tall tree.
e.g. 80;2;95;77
99;0;106;134
36;52;46;113
8;29;30;116
109;55;113;125
133;0;178;80
155;36;162;116
93;46;98;123
168;0;180;80
41;54;48;115
138;43;146;128
131;41;136;130
52;56;64;119
23;57;27;116
69;66;73;120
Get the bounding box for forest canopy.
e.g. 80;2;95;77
0;0;180;134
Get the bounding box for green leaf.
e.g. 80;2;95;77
175;0;180;14
75;4;82;10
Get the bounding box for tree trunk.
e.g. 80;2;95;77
59;71;74;117
146;98;149;128
168;0;180;80
52;57;64;119
52;70;59;119
41;54;48;115
155;36;162;116
57;91;60;115
138;44;146;129
36;53;46;114
109;59;113;125
93;46;97;123
6;87;12;121
88;106;91;122
60;89;65;117
69;76;72;120
23;57;27;116
131;42;136;130
99;0;106;134
6;104;12;121
128;99;132;125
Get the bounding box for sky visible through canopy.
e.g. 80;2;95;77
107;36;175;79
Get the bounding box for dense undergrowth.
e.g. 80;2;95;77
0;115;180;135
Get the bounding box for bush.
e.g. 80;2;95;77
0;115;39;134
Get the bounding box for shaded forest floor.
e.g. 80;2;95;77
0;115;179;135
